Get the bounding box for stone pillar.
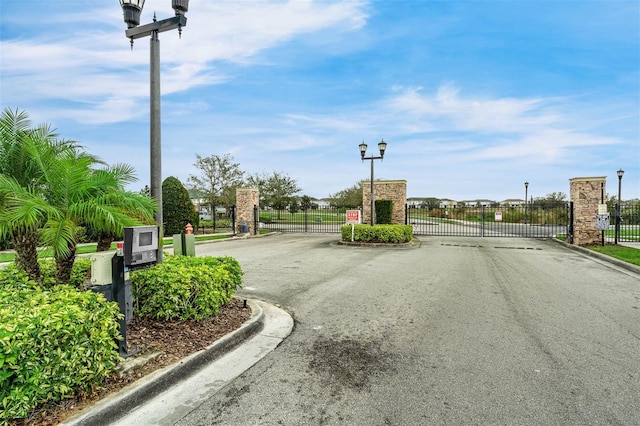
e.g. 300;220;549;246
362;180;407;225
569;176;606;246
236;188;259;235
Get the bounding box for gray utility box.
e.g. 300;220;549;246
173;233;196;256
90;251;117;285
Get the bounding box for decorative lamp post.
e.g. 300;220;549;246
360;139;387;226
524;181;529;225
119;0;189;261
615;169;624;245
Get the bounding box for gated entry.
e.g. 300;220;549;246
259;207;362;233
406;205;569;238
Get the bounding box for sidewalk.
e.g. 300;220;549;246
62;300;293;426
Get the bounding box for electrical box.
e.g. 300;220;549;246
90;251;117;285
173;233;196;256
124;226;160;270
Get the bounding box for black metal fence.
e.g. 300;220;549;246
610;204;640;243
407;205;569;238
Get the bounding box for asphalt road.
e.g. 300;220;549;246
179;234;639;425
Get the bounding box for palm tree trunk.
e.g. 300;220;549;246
96;231;114;252
12;230;41;284
55;243;77;285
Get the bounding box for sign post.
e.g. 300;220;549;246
345;210;361;242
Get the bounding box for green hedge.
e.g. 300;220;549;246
0;283;121;421
341;224;413;243
375;199;393;224
1;257;91;290
131;255;243;321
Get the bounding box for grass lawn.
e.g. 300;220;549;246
0;234;229;264
587;245;640;267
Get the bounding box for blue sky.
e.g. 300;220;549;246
1;0;638;201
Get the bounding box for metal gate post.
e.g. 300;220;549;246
481;205;485;237
567;201;574;244
253;205;259;235
304;208;308;232
231;205;236;235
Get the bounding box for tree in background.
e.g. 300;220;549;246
420;198;440;209
246;171;301;219
188;153;244;215
163;176;198;235
330;181;363;208
300;195;313;210
532;192;567;209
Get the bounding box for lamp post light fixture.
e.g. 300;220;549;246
119;0;189;261
615;169;624;245
359;139;387;226
524;181;529;225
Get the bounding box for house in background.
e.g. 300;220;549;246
500;199;526;207
438;199;459;209
407;197;431;208
461;199;495;207
316;198;332;209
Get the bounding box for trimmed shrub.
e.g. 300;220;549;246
2;257;91;290
375;199;393;224
341;224;413;243
0;283;121;421
131;255;243;321
162;176;199;236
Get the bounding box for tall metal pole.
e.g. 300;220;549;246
524;182;528;225
601;182;605;246
150;30;162;229
615;171;623;245
150;29;163;261
370;158;375;226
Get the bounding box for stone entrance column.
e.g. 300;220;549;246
236;188;259;235
569;176;606;246
362;180;407;225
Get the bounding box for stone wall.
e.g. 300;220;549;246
569;176;606;246
362;180;407;225
235;188;259;235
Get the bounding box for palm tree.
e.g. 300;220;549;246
0;108;156;284
0;108;78;282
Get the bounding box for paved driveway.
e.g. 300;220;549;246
181;234;640;425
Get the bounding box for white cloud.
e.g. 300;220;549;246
1;0;368;125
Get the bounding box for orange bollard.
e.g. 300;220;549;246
185;223;193;234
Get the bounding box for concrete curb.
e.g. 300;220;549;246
551;238;640;275
64;299;266;426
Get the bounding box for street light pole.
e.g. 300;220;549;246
359;140;387;226
524;181;529;225
119;0;189;262
615;169;624;245
150;27;161;233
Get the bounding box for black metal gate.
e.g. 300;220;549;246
258;207;361;233
406;205;569;238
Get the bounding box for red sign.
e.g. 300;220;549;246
346;210;361;224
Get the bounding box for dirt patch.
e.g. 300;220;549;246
10;298;252;426
308;336;397;392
